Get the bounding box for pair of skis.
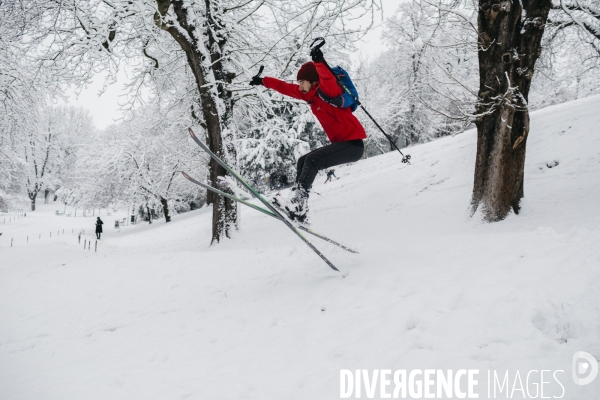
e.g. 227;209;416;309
183;128;357;272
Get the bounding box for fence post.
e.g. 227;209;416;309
84;239;86;249
95;241;97;252
11;238;13;247
50;232;52;238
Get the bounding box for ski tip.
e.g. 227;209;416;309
181;171;189;179
188;127;196;138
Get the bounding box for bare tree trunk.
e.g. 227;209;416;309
156;0;237;243
29;192;37;211
471;0;552;221
160;197;171;223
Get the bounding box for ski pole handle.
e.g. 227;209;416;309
253;65;264;79
310;37;326;51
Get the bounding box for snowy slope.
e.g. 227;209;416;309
1;95;599;400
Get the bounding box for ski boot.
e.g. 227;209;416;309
270;183;310;224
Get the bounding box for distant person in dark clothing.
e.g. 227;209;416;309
324;169;337;184
95;217;103;239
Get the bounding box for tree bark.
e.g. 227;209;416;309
156;0;236;243
29;192;37;211
160;197;171;223
472;0;552;221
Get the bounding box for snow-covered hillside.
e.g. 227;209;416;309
1;95;599;400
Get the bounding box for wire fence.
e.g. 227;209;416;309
3;227;101;253
2;209;26;224
2;208;143;252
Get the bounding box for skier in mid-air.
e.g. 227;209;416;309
250;46;366;223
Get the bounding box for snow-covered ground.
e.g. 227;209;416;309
1;95;599;400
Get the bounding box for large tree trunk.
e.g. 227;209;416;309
156;0;237;243
471;0;552;221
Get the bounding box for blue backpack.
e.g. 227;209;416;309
317;66;360;112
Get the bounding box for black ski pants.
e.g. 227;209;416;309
296;139;364;189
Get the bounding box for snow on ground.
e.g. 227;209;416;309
1;95;599;400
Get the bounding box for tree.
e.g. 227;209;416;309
236;102;311;190
22;106;93;211
406;0;554;221
549;0;600;48
536;0;600;106
355;2;478;156
470;0;553;220
0;0;47;209
77;98;207;223
384;0;598;221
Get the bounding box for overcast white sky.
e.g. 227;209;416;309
64;0;400;130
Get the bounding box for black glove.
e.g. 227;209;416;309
310;47;324;63
249;76;263;86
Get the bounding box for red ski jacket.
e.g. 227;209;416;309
262;62;367;143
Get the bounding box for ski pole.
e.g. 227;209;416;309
309;37;411;164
